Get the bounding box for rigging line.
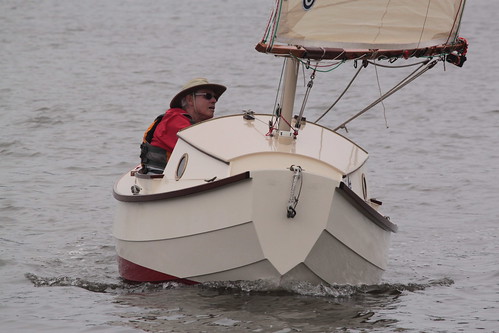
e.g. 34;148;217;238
447;0;467;44
261;1;276;43
280;113;296;134
301;61;306;87
373;59;389;128
366;59;430;69
290;54;345;73
418;0;432;49
333;60;436;132
267;0;277;45
271;58;287;125
254;113;275;131
296;65;317;129
305;60;343;68
269;0;283;49
380;59;434;97
332;59;439;132
314;64;363;124
374;0;392;44
311;60;345;73
349;53;368;62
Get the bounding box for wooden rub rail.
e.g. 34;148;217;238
113;171;251;203
337;182;398;233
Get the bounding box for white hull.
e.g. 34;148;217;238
113;114;397;285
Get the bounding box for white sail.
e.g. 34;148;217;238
272;0;466;50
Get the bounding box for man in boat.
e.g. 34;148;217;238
140;78;227;174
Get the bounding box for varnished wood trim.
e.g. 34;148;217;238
255;40;467;61
114;171;251;203
337;182;398;233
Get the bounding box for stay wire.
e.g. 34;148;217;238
296;64;317;129
332;59;438;132
314;64;364;123
373;59;389;128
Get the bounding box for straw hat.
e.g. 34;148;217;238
170;78;227;108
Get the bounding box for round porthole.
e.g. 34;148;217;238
175;153;188;180
361;173;368;200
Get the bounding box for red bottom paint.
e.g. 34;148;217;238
117;256;197;285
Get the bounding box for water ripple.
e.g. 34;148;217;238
25;272;183;293
25;272;454;299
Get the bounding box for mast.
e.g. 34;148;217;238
278;57;299;136
257;0;468;130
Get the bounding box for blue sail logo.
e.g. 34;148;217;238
303;0;315;10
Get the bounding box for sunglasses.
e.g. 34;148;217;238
194;92;218;101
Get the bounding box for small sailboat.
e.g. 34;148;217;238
113;0;467;285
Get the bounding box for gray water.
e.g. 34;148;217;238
1;1;498;332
